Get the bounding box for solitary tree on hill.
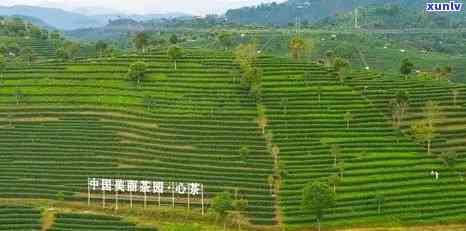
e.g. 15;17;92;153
96;40;108;58
218;32;233;51
63;41;80;60
134;32;149;53
167;45;183;70
211;191;233;230
410;119;435;155
400;58;414;80
423;100;442;130
374;193;385;215
239;145;250;162
324;50;335;67
327;174;340;193
302;181;336;231
230;198;249;231
234;43;258;71
20;47;33;65
127;61;148;86
344;111;353;129
331;144;341;168
289;36;306;61
333;57;349;83
256;104;268;134
169;34;179;45
337;160;345;180
389;91;409;128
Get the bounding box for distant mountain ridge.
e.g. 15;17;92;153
0;5;191;30
225;0;432;26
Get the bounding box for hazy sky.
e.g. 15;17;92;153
0;0;286;15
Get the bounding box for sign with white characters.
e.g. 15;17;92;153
87;178;202;196
86;178;205;215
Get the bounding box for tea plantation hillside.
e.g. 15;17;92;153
1;49;466;230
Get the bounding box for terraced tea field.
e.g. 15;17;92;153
1;49;466;229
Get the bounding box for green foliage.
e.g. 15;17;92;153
327;174;340;193
134;32;149;53
423;100;442;129
233;198;248;212
170;34;179;45
167;46;183;70
63;41;80;60
289;36;307;61
20;47;34;64
239;145;250;162
56;191;65;201
236;62;263;101
234;43;257;71
96;40;108;58
410;119;435;154
301;181;336;230
400;58;414;78
211;191;233;217
373;193;385;215
218;32;233;50
127;61;148;85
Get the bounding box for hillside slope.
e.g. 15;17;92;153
1;50;466;228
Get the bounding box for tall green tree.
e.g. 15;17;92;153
374;193;385;215
331;144;341;168
239;145;250;162
63;41;80;60
230;198;249;231
344;111;353;129
96;41;108;58
400;58;414;80
389;91;409;129
218;32;233;50
234;43;258;71
167;46;183;70
301;181;336;231
211;191;234;230
169;34;179;45
410;119;435;155
324;50;335;67
333;57;349;83
127;61;148;86
134;32;149;53
423;100;442;130
20;47;33;65
289;36;306;61
327;174;340;193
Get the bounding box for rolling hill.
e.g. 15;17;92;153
1;47;466;230
225;0;453;26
